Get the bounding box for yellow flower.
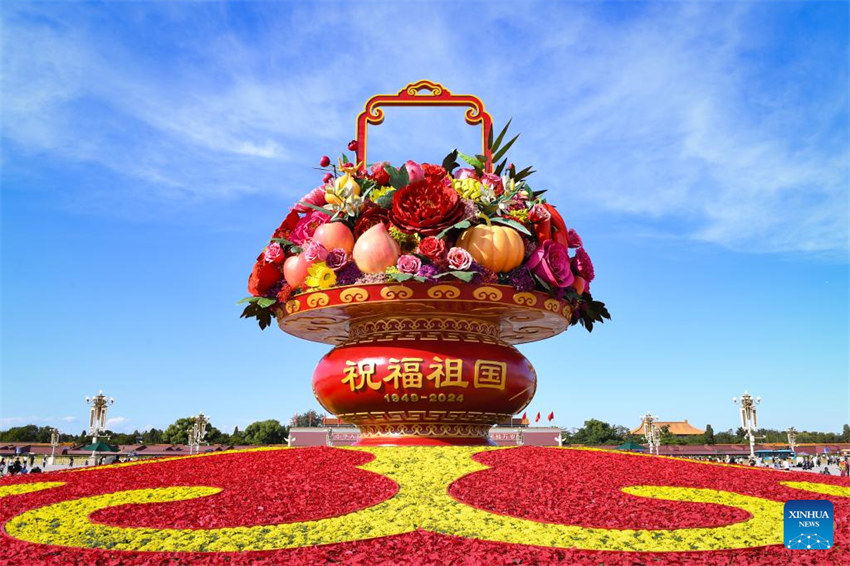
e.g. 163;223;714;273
452;178;482;200
304;262;336;289
507;209;529;223
369;185;395;203
388;225;420;253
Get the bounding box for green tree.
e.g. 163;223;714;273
570;419;626;445
229;426;245;444
704;424;715;445
243;420;287;445
162;417;223;445
843;424;850;442
291;410;325;427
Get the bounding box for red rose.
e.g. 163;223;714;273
369;162;390;186
389;177;465;236
354;201;390;238
248;259;282;296
417;236;446;262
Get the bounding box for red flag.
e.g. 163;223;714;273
521;412;528;425
548;411;554;422
535;412;541;423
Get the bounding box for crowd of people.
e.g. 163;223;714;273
0;454;126;476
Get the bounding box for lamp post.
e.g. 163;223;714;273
733;391;761;460
188;412;209;455
85;390;114;466
787;426;797;456
640;412;659;455
49;428;59;466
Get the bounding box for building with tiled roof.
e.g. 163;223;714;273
629;420;705;436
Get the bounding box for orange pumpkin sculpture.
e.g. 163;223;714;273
457;225;525;273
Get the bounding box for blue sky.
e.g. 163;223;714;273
1;1;847;436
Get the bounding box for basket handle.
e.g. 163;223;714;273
356;80;493;173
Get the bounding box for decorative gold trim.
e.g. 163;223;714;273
306;292;331;308
473;286;503;301
285;300;301;314
426;284;462;299
544;298;561;313
339;287;369;303
380;285;414;300
513;292;538;307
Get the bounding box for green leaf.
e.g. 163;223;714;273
388;272;415;282
449;270;475;282
341;153;350;164
236;296;261;305
297;201;331;214
442;149;459;172
492;133;519;164
436;219;471;239
531;272;552;292
385;163;410;189
257;297;276;308
270;237;295;247
515;166;536;182
457;151;484;172
491;216;532;236
489;119;513;153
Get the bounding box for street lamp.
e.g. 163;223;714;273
733;391;761;460
787;427;798;455
188;412;210;455
640;412;659;455
49;428;60;466
85;390;114;466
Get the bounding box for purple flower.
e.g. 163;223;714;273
526;240;574;288
335;262;362;286
303;240;328;262
326;248;349;270
447;247;473;271
507;267;535;292
396;254;422;275
417;263;440;282
355;272;389;285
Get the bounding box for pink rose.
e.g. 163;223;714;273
263;242;285;264
325;248;349;270
528;204;551;223
572;247;594;282
404;160;425;183
447;247;473;271
454;168;478;180
396;254;422;275
290;210;330;245
292;187;328;213
481;172;503;195
526;240;574;288
303;239;328;262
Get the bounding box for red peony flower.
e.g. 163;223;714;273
417;236;446;263
272;209;301;241
389;177;465;236
248;258;282;296
354;201;390;238
422;163;449;185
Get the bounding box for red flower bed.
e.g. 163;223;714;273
0;446;848;565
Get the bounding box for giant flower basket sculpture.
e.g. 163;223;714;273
240;81;609;445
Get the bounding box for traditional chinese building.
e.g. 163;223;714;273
629;420;705;437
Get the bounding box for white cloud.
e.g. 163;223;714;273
1;2;846;256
